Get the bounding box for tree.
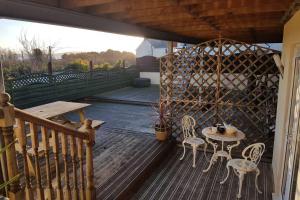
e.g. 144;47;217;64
18;31;57;72
61;49;136;68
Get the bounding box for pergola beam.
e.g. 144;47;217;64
190;3;288;17
87;0;173;15
281;0;300;23
169;0;220;31
0;0;200;44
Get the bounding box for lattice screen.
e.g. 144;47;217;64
160;38;280;158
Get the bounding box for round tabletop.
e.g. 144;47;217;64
202;127;245;142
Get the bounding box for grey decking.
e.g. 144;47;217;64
93;127;158;186
132;149;273;200
93;127;173;199
67;102;155;133
88;86;159;104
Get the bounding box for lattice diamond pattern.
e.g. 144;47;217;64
160;38;280;158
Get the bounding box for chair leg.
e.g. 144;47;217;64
220;163;230;184
237;171;245;199
203;143;209;162
179;141;186;161
255;169;262;194
192;145;197;168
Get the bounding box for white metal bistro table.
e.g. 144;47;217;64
202;127;245;172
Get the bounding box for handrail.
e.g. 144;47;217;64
14;108;89;140
1;93;96;200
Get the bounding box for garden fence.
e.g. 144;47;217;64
5;68;139;108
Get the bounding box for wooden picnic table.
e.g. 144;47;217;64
24;101;104;129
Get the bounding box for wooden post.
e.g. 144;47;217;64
89;61;93;72
79;120;95;200
47;46;53;76
165;41;174;136
89;61;93;81
215;36;222;124
51;130;63;200
0;56;8;196
166;41;174;106
122;60;125;69
0;93;22;200
15;119;33;200
41;127;52;200
0;56;5;93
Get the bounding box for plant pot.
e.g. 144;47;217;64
155;129;168;141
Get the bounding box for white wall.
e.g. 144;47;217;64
140;72;160;85
153;48;167;58
136;40;152;58
272;10;300;200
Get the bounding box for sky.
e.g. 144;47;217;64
0;19;144;54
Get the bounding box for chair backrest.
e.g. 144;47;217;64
181;115;196;139
242;143;265;165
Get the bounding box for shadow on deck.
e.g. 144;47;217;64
132;149;273;200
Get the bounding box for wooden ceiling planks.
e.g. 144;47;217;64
83;0;292;42
2;0;295;43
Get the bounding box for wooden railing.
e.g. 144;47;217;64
0;93;95;200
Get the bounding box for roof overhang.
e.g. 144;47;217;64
0;0;200;44
0;0;296;43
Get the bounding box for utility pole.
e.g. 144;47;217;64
47;46;53;75
89;60;93;78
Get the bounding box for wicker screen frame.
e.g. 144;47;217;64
160;38;280;158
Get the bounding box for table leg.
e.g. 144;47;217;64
203;137;218;172
78;109;86;124
227;141;240;159
221;141;224;162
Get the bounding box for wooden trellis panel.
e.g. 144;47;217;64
160;38;280;159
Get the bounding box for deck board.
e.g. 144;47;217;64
94;127;173;199
132;148;273;200
93;128;162;186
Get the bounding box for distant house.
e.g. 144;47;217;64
136;39;168;58
136;39;189;58
136;39;189;84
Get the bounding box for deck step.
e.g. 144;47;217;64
96;139;175;200
85;96;156;107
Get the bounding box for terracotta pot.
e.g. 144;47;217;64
155;129;168;141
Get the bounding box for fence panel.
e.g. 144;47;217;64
6;68;138;108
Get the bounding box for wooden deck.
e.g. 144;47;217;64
132;148;273;200
15;125;273;200
92;127;173;199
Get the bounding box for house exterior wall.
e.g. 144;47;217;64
136;56;160;72
140;72;160;84
136;40;153;58
272;10;300;200
153;48;167;58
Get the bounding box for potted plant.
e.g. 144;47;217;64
153;102;169;141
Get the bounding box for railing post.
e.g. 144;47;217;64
79;120;95;200
0;93;22;200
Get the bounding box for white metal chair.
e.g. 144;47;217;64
220;143;265;198
179;115;207;168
